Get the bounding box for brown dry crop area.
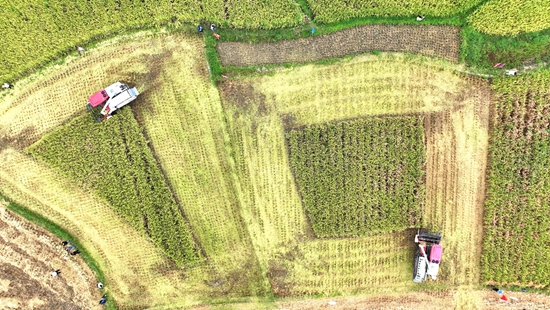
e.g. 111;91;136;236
0;202;102;310
218;25;460;66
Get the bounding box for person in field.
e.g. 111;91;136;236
416;15;425;21
99;294;108;305
2;83;13;89
210;24;216;31
77;46;86;53
213;33;221;39
197;24;203;32
51;269;61;277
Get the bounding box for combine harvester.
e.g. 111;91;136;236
413;229;443;283
86;82;139;121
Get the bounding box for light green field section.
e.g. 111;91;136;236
305;0;481;23
250;54;471;127
268;230;417;296
468;0;550;36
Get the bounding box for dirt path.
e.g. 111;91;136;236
218;25;460;66
0;201;102;309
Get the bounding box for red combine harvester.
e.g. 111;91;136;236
413;229;442;283
86;82;139;121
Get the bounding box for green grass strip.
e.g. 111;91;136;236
0;193;117;310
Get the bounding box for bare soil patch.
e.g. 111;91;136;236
218;25;460;66
0;202;102;310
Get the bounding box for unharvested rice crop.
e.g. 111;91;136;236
306;0;481;23
468;0;550;36
0;0;302;82
26;108;201;266
286;117;425;237
483;71;550;287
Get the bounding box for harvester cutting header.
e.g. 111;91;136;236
413;229;443;283
86;82;139;121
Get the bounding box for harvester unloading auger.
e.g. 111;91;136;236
413;229;443;283
86;82;139;121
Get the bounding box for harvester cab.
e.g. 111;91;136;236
86;82;139;121
413;230;442;283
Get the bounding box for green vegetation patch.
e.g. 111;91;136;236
461;26;550;68
483;71;550;287
468;0;550;36
286;116;425;238
26;108;201;266
305;0;481;24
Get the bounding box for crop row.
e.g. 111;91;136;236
468;0;550;36
483;71;550;286
0;0;302;82
26;108;201;266
286;116;425;238
305;0;481;23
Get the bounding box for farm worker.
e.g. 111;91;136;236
416;15;425;21
500;295;508;302
77;46;86;53
97;282;104;289
66;245;76;252
210;24;216;31
505;69;517;76
213;33;221;40
70;250;81;256
99;294;108;305
51;269;61;277
197;24;203;32
2;83;13;89
61;240;70;246
311;28;315;35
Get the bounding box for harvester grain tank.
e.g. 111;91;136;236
413;230;443;283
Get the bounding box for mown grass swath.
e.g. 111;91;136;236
483;71;550;287
305;0;481;24
26;108;201;266
286;116;425;237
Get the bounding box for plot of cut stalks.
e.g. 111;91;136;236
0;203;102;310
268;230;417;297
423;76;491;285
250;53;472;127
223;55;490;294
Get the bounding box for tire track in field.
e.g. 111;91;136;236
218;25;460;66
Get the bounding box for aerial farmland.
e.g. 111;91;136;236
1;0;550;309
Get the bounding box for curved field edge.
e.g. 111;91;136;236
26;109;201;266
0;195;115;310
0;0;304;82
